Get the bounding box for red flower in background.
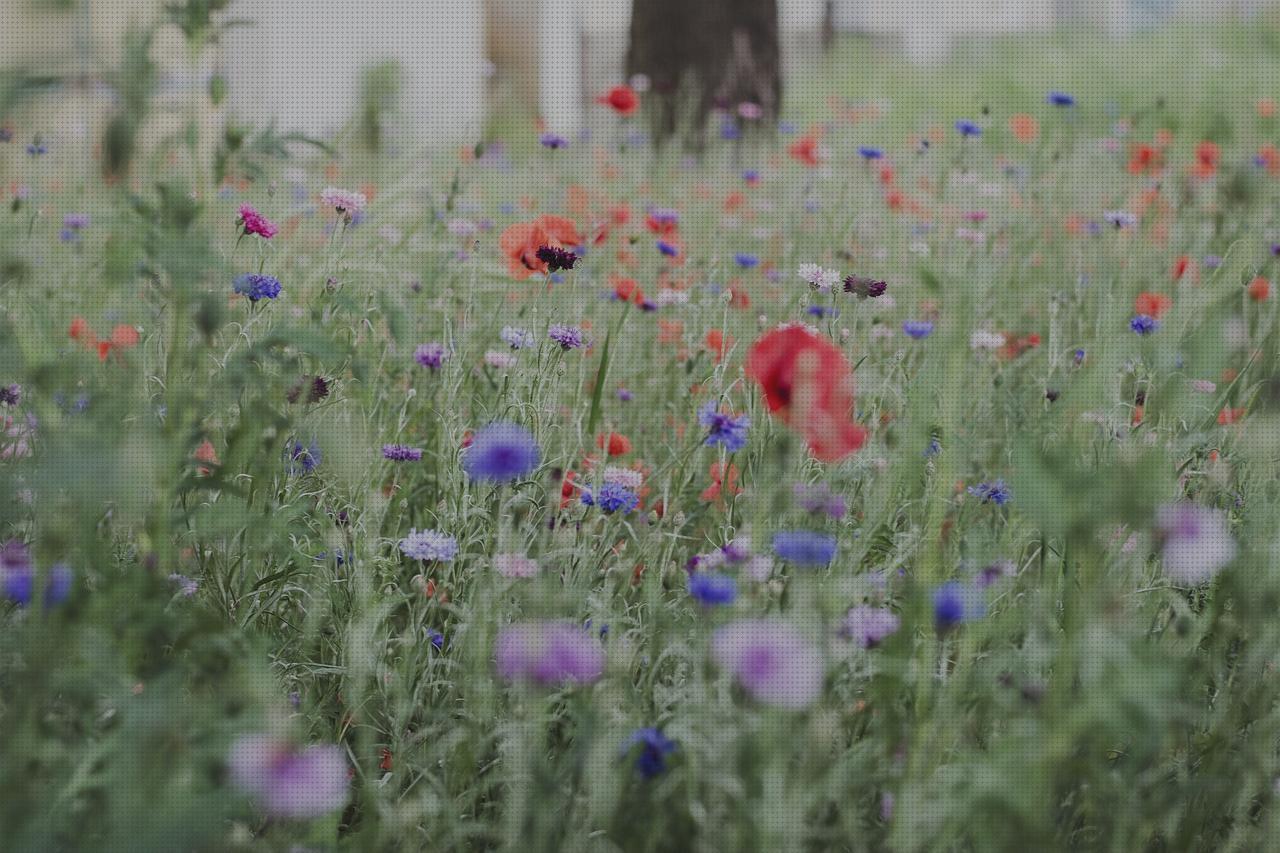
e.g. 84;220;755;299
596;432;632;457
745;326;866;462
788;134;824;167
1135;291;1173;319
597;85;639;116
499;215;582;280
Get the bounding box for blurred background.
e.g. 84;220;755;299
0;0;1274;180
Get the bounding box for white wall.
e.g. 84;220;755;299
222;0;487;144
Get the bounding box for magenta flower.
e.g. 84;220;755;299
238;204;278;239
494;621;605;686
711;619;824;709
227;734;349;819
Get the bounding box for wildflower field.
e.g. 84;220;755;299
5;20;1280;853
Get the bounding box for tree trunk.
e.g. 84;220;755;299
626;0;780;147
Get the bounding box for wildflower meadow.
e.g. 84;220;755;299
3;9;1280;852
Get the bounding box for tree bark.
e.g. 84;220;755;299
626;0;780;147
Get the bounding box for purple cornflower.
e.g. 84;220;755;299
656;240;679;257
688;572;737;607
903;320;934;339
955;120;982;137
227;735;350;819
858;146;884;160
1;540;72;608
977;559;1016;588
1155;502;1237;584
536;245;578;272
1047;91;1076;107
624;728;677;778
841;605;901;648
414;342;449;370
0;384;20;406
233;273;282;302
548;324;587;350
793;483;847;519
711;619;824;709
494;621;605;686
772;531;837;567
844;275;887;298
699;403;750;451
382;444;424;462
463;421;541;483
539;132;568;149
1073;348;1087;366
734;253;760;269
617;388;634;402
933;580;985;631
967;479;1011;506
581;483;639;514
500;326;535;349
285;439;321;474
398;528;458;562
1130;314;1158;335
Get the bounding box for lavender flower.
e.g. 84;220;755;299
711;619;824;709
548;324;587;350
414;342;449;370
398;528;458;562
841;605;901;648
382;444;424;462
227;734;350;819
500;326;535;349
494;621;605;686
1155;502;1237;584
903;320;935;340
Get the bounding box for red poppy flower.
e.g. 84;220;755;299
498;215;582;280
1192;141;1220;179
1135;291;1173;319
597;85;639;116
704;328;733;363
1249;276;1272;302
700;461;741;502
745;326;866;462
596;433;632;457
788;134;824;167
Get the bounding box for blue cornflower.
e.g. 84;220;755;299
967;479;1011;506
806;305;838;319
1047;91;1076;107
233;273;282;302
582;483;640;514
858;146;883;160
624;728;677;778
933;580;985;631
924;437;942;457
689;572;737;607
742;169;761;183
26;141;47;156
548;324;587;350
720;120;742;141
903;320;934;339
657;240;679;257
398;528;458;562
285;439;321;474
1073;348;1087;366
955;120;982;137
699;403;749;451
1;541;72;609
772;531;837;567
427;629;445;650
734;253;760;269
1130;314;1158;335
463;422;541;483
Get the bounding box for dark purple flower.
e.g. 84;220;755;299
844;275;887;298
535;245;578;272
548;324;587;350
624;728;677;778
463;421;541;483
382;444;424;462
233;273;282;302
414;342;449;370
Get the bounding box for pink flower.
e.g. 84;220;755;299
227;734;350;818
238;204;278;239
495;621;605;686
711;619;824;709
320;187;367;217
493;552;539;578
